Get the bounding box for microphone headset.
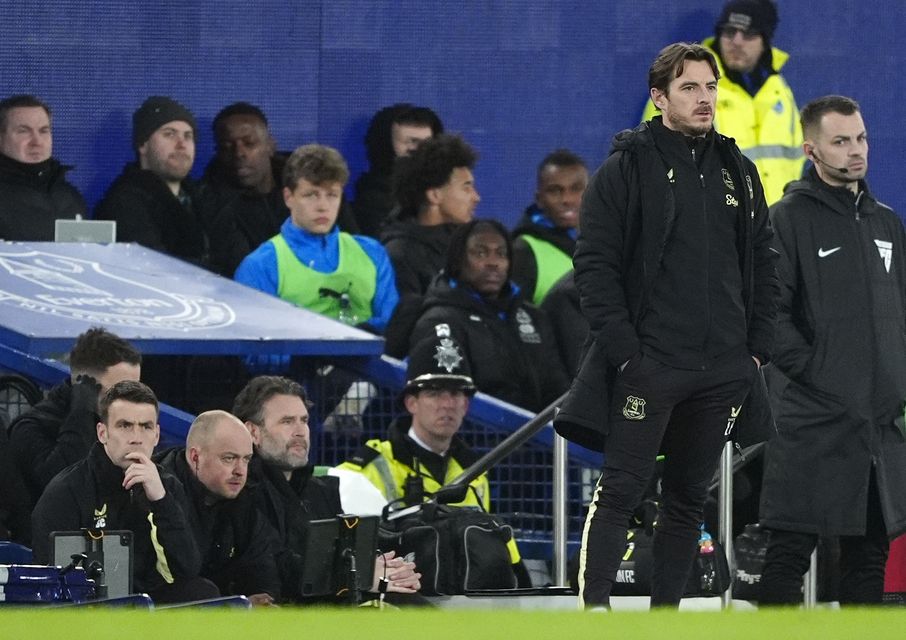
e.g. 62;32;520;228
806;145;849;174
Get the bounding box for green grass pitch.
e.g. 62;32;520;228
3;607;906;640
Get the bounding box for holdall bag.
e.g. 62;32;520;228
378;503;517;595
733;523;769;600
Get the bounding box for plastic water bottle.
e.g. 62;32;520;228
337;293;358;326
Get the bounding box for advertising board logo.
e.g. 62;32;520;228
0;248;235;330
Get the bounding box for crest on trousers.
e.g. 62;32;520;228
622;395;646;421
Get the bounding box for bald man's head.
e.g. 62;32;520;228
186;410;253;499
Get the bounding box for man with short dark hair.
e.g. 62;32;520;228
557;42;777;609
200;102;287;276
759;96;906;605
406;219;569;413
380;134;480;357
353;103;444;237
511;149;588;305
155;410;280;606
9;327;142;509
32;381;207;602
642;0;803;204
235;144;398;334
0;94;86;240
95;96;210;267
231;376;420;602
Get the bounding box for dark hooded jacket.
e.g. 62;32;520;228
199;155;289;277
95;162;211;269
245;457;342;601
155;448;282;599
760;168;906;537
381;220;460;358
540;270;587;376
8;379;99;508
0;154;86;240
553;117;778;451
409;276;569;412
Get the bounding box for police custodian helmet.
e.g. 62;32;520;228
402;331;476;396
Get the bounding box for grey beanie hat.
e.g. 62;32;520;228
132;96;196;150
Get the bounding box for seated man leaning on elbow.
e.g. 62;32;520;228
155;410;281;606
31;381;213;603
234;143;399;334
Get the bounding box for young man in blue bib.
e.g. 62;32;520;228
235;144;398;334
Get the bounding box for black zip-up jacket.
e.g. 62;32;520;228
246;457;341;601
198;155;289;277
31;443;201;594
95;163;211;269
0;154;86;240
8;379;99;509
554;117;778;450
410;276;570;412
156;448;282;599
381;220;461;358
760;169;906;536
511;205;576;304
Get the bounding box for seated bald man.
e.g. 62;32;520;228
156;410;281;606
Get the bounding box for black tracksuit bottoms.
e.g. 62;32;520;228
578;351;755;608
759;469;889;606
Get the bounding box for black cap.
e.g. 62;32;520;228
132;96;196;150
715;0;779;41
402;332;476;396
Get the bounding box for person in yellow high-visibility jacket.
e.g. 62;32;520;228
340;334;529;585
641;0;804;205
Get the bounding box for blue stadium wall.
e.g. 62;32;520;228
3;1;903;225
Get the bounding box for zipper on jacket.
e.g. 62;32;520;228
691;148;705;187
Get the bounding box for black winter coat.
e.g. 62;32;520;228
410;277;570;412
540;270;587;376
760;170;906;537
246;458;342;601
198;156;289;277
554;119;778;451
31;443;201;594
8;380;99;508
155;449;282;599
0;155;85;240
94;163;211;268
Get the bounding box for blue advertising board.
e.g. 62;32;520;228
0;242;383;357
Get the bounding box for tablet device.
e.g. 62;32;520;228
50;529;133;598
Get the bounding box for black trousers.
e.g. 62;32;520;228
579;352;754;608
760;471;889;606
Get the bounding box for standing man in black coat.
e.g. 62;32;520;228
0;94;86;240
759;95;906;605
556;43;778;609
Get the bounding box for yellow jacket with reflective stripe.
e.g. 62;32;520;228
641;39;804;205
340;429;521;563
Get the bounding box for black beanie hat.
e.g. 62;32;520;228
715;0;779;42
132;96;196;150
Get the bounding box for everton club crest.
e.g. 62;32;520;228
622;395;646;421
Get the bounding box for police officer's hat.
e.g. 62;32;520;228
402;332;476;397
